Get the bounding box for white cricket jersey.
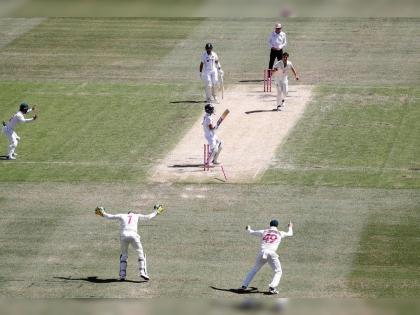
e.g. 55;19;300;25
201;51;219;73
6;109;33;130
268;31;287;50
103;211;157;236
273;60;293;82
202;113;215;141
249;226;293;252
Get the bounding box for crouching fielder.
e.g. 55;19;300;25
2;102;37;160
272;52;299;110
202;103;222;165
95;204;165;281
239;219;293;295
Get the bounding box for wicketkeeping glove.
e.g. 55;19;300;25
95;206;105;217
154;204;165;214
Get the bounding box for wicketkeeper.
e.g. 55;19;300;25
95;204;165;281
239;219;293;295
2;102;37;160
202;103;222;165
199;43;224;103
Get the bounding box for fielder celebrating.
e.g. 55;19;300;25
95;204;165;281
2;102;37;160
202;103;222;166
199;43;224;103
272;52;299;110
239;219;293;295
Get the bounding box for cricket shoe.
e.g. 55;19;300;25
268;287;279;295
140;271;150;281
119;277;126;281
276;105;282;111
6;155;16;160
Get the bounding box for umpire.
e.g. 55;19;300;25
268;23;287;72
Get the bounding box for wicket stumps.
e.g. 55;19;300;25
263;69;272;92
203;144;210;171
203;144;228;180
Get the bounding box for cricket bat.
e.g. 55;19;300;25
216;109;230;127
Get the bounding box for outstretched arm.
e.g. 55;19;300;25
245;225;264;237
138;204;165;220
95;206;122;220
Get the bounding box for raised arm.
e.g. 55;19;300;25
95;206;122;220
280;222;293;238
138;204;165;220
245;225;264;237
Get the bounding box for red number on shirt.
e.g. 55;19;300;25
263;233;278;243
128;215;132;224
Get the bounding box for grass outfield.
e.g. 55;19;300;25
0;17;419;298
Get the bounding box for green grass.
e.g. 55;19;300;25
0;81;202;182
0;17;419;299
0;183;418;298
262;86;420;188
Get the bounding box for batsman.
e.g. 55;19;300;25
95;204;165;281
202;103;222;166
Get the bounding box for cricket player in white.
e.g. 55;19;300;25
95;204;165;281
239;219;293;295
2;102;37;160
199;43;224;103
202;103;222;165
272;52;299;110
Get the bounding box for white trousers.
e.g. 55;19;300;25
119;233;147;278
2;126;19;157
242;250;283;289
203;70;219;100
206;136;222;163
275;79;288;105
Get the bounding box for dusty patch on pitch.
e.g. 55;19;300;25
152;84;313;183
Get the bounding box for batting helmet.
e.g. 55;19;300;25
205;43;213;50
204;103;214;114
270;219;279;227
19;102;29;112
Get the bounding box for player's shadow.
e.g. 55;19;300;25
238;79;264;83
169;100;207;104
245;109;278;114
170;163;204;168
0;155;10;160
210;286;262;295
54;276;146;284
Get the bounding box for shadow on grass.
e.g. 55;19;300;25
210;286;265;295
169;100;207;104
238;79;264;83
245;109;278;114
170;163;204;168
54;276;147;284
0;155;11;160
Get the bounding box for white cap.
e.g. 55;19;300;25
275;23;282;29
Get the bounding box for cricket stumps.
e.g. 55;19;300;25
264;69;272;92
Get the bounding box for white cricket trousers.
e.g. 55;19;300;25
2;126;19;157
119;232;147;279
275;79;288;105
203;70;219;100
206;136;222;163
242;250;283;289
